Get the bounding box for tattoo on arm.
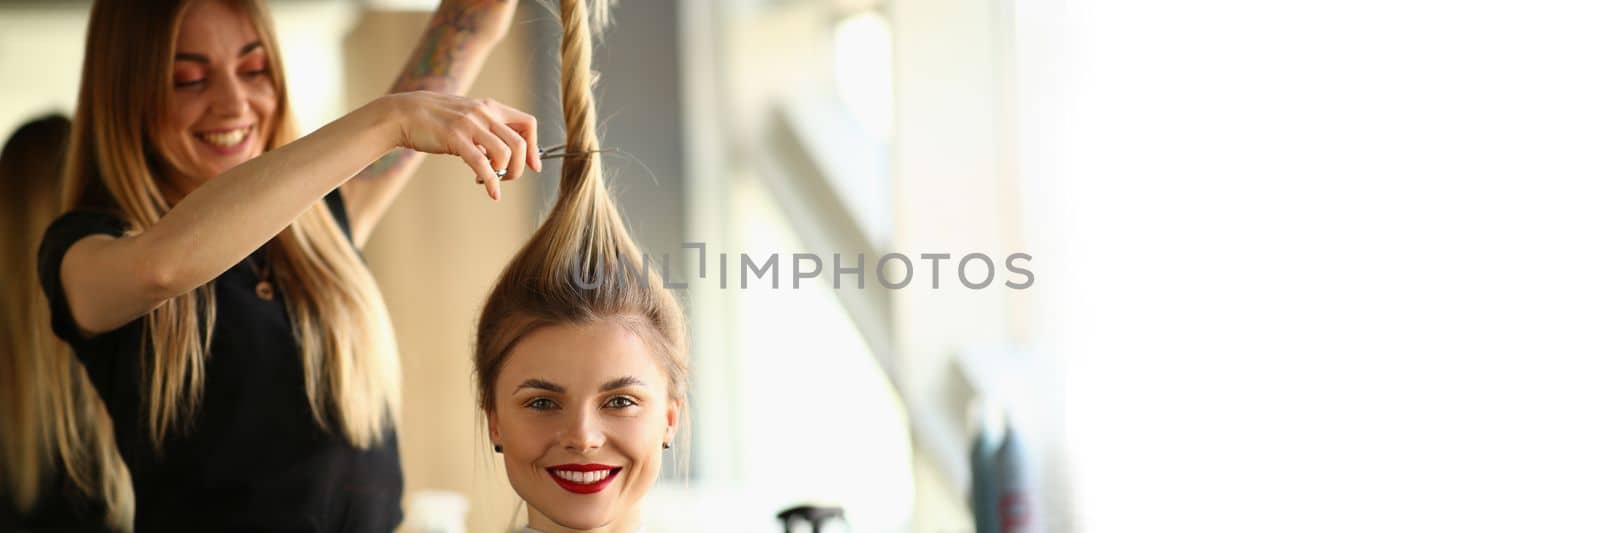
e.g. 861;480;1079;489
396;2;493;93
355;1;503;180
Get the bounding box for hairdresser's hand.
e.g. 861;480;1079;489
381;91;539;201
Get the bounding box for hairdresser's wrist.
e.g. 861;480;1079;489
358;94;407;153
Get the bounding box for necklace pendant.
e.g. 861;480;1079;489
255;280;274;301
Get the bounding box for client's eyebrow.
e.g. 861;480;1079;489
515;376;643;394
599;376;644;392
516;378;565;394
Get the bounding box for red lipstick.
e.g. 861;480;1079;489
546;464;622;495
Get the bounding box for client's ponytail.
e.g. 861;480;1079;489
474;0;688;440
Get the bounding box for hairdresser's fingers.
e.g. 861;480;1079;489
471;128;508;201
467;99;521;180
471;144;493;185
452;132;501;200
487;120;528;182
472;100;533;178
505;120;540;173
470;119;513;183
486;100;540;172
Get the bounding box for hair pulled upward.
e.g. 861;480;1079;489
474;0;687;416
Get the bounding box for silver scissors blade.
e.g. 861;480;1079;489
538;143;580;160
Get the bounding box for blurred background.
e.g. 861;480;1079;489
6;0;1600;532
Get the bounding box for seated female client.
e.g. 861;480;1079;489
472;1;687;531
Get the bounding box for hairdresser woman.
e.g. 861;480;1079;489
36;0;537;530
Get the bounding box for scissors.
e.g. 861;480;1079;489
537;142;601;161
476;143;605;183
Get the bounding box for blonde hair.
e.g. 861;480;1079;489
62;0;400;451
474;0;689;453
1;114;133;530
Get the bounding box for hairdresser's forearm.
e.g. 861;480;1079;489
397;0;513;94
342;0;516;247
142;100;397;294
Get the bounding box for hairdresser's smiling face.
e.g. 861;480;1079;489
155;0;277;196
490;319;679;532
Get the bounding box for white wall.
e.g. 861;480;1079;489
0;7;88;138
1042;0;1600;531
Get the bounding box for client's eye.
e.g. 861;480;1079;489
525;398;558;410
603;396;638;409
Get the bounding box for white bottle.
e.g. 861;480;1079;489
408;489;470;533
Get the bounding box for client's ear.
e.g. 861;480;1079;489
488;410;502;446
664;398;681;442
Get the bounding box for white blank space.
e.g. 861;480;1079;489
1043;1;1600;531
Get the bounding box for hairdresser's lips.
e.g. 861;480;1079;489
193;124;254;156
547;464;622;495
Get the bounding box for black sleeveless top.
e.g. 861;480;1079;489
34;190;403;532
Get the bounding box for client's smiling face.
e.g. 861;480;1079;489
490;319;679;532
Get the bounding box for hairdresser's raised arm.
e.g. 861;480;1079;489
57;92;536;336
340;0;528;248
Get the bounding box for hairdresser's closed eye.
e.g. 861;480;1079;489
174;64;205;89
239;55;269;79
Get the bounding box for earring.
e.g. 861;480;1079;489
662;442;671;450
494;444;503;454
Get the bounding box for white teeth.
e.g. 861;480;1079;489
199;127;248;148
554;469;613;484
